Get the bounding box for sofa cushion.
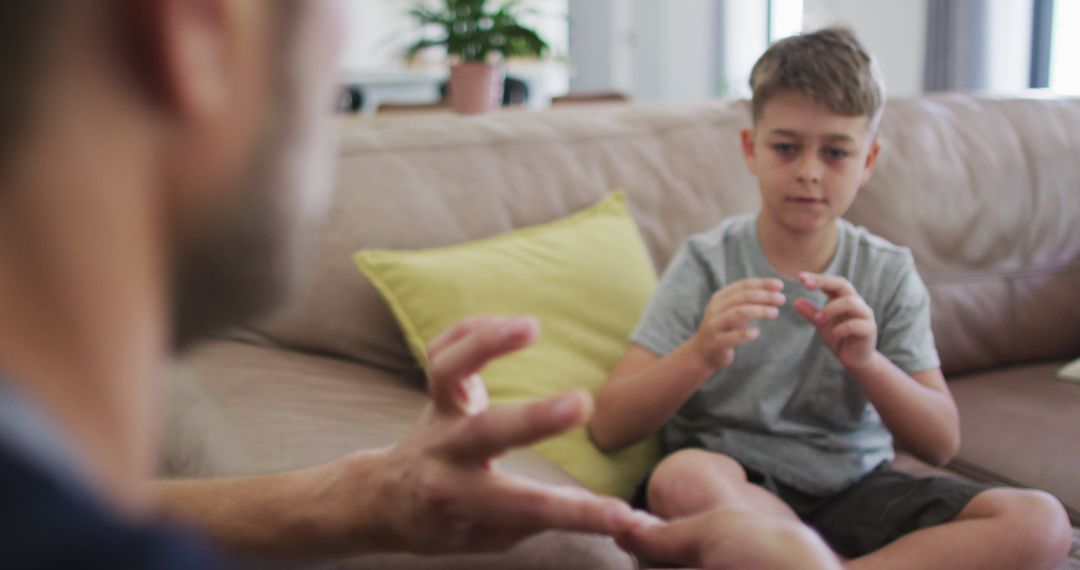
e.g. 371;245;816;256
945;361;1080;522
353;192;661;499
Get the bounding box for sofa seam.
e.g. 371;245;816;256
922;263;1080;285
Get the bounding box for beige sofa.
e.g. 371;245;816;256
167;94;1080;569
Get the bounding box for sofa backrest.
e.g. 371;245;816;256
242;95;1080;379
849;95;1080;374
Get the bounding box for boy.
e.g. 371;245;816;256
589;28;1071;569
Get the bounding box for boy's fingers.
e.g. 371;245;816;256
833;319;875;340
799;273;856;298
442;390;591;463
712;279;785;303
820;296;870;323
718;305;780;329
794;298;821;322
714;291;787;314
429;317;539;415
736;277;785;292
717;328;760;348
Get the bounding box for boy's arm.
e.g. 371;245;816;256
795;273;960;466
588;342;713;452
589;279;786;452
846;358;958;466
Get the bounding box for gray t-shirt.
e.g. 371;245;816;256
632;214;940;496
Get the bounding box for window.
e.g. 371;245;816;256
769;0;804;43
1049;0;1080;94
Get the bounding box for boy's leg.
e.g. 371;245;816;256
843;487;1071;570
646;448;801;522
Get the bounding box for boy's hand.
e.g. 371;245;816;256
692;278;785;370
794;273;877;373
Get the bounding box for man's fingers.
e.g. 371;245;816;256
616;512;709;566
426;316;506;362
478;477;656;537
442;389;591;463
799;272;856;298
429;317;539;415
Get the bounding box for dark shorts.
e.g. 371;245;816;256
632;460;992;559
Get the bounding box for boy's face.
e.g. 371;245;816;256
741;91;881;236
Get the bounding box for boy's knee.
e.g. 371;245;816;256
982;489;1072;566
648;450;747;519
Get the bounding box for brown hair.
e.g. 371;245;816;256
749;27;885;129
0;1;302;174
0;2;57;168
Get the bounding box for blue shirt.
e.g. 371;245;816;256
0;379;230;568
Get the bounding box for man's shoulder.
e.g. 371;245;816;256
0;443;226;569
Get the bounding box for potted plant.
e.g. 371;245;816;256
404;0;549;114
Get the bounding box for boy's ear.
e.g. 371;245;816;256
741;128;758;175
859;139;882;186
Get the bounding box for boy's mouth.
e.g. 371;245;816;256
785;196;828;205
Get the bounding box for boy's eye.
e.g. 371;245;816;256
824;148;850;160
772;143;798;156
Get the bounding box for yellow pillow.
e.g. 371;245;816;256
353;192;661;498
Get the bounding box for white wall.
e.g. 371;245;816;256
803;0;928;97
340;0;416;70
569;0;719;102
568;0;633;93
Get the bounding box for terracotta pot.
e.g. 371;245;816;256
448;62;504;115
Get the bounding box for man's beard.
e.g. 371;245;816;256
170;116;302;351
169;3;336;351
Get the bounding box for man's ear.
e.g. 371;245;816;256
859;138;882;186
124;0;252;122
741;128;758;175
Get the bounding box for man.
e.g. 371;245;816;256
0;1;836;568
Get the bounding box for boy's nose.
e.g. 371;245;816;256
796;155;824;185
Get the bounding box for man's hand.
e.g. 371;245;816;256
617;508;841;570
691;279;785;369
794;273;877;373
349;316;650;554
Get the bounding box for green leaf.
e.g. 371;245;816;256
403;0;549;62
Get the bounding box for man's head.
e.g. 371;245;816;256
741;27;884;236
0;1;343;349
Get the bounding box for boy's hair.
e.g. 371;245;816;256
749;27;885;130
